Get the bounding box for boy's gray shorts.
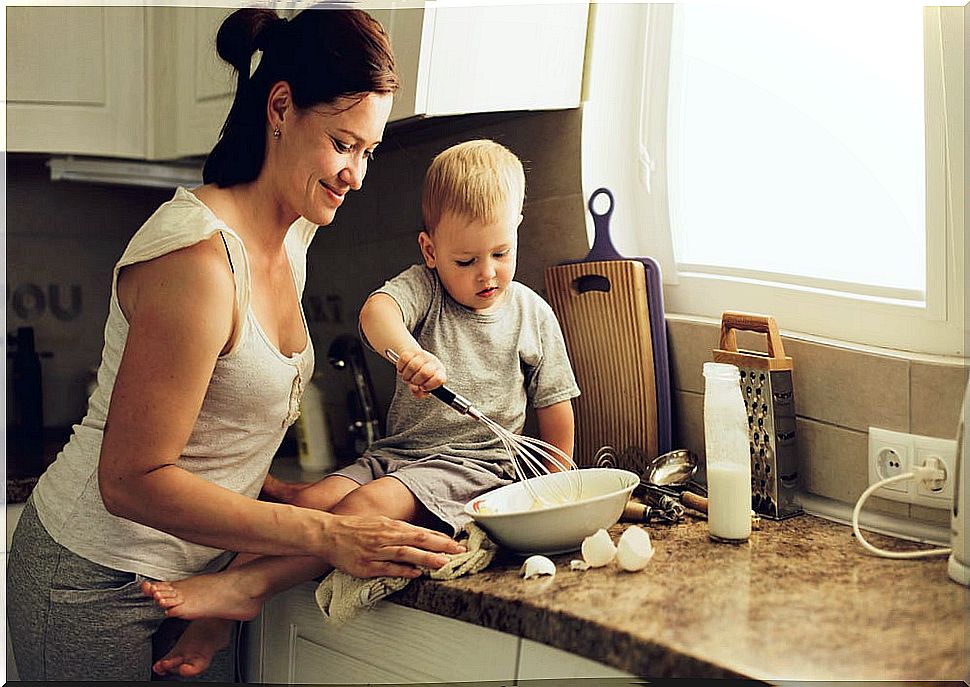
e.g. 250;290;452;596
7;495;237;682
332;452;515;536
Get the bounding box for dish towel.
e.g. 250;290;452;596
314;521;497;625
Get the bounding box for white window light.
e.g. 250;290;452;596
583;3;965;357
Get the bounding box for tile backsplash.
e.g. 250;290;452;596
667;316;968;526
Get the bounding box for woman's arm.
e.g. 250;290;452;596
535;400;576;470
98;240;461;577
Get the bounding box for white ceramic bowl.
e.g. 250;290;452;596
464;468;639;555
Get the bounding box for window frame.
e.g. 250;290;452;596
587;3;965;358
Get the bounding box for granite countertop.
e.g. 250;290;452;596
389;513;969;682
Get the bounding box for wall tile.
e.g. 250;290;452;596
910;362;969;439
672;389;704;470
795;417;906;516
909;504;951;527
667;319;719;394
782;338;909;433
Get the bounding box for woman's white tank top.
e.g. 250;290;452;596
31;187;316;580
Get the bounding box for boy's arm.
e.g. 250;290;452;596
535;399;576;470
359;292;446;397
359;292;421;361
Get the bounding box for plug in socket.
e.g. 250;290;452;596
912;436;957;508
867;427;956;509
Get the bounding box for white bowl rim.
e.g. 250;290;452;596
463;467;639;519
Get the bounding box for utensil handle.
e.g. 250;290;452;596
384;349;477;417
718;311;787;360
681;491;709;513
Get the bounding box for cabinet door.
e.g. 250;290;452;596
370;3;588;123
517;638;634;681
254;582;518;684
146;7;235;159
367;5;434;124
422;3;588;116
7;6;147;158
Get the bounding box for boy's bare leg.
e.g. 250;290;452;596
148;475;433;676
259;473;314;503
141;475;360;620
142;475;435;620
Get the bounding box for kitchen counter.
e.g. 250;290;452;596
381;513;967;682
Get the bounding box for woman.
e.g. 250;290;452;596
7;8;463;682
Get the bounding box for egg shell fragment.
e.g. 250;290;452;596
580;528;617;567
520;555;557;579
615;525;655;572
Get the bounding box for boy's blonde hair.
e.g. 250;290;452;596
421;140;525;233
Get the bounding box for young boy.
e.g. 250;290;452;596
142;139;580;676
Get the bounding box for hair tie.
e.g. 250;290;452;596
255;16;287;53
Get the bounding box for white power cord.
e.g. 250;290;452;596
852;462;952;559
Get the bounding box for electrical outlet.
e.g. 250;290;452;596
868;428;912;502
867;427;956;509
912;435;957;508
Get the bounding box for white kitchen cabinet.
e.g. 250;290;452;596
370;3;589;123
7;4;588;160
517;637;633;681
7;6;235;160
249;581;518;684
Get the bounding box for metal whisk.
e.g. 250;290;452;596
385;349;582;507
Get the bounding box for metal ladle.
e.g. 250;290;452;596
639;449;709;514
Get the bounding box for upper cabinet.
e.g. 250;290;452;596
371;3;589;123
6;4;589;160
7;6;235;160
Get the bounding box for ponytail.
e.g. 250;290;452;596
203;8;398;188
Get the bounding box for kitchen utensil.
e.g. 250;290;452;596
949;380;969;586
464;468;639;554
544;188;672;467
328;334;382;455
384;349;582;507
713;312;802;520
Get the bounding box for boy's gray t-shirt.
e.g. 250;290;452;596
363;264;580;465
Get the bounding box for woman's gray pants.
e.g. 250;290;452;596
7;497;237;682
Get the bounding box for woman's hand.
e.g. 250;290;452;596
394;349;446;399
320;513;465;578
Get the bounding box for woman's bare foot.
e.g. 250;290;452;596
152;618;232;679
141;569;265;621
260;474;313;503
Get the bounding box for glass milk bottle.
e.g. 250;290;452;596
703;362;752;542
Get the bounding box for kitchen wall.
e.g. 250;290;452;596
6;154;172;427
667;316;968;526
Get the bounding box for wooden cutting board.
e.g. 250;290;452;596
544;259;658;466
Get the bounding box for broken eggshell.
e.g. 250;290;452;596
615;525;655;572
580;528;617;567
520;555;557;579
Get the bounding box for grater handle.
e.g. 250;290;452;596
718;311;787;360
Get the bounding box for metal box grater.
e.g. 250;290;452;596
713;312;802;520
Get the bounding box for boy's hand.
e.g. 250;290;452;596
394;349;447;399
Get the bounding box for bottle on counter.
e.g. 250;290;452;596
703;362;752;542
295;375;336;474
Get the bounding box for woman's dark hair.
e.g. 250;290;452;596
203;7;398;187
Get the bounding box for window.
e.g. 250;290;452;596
668;3;925;297
583;3;965;357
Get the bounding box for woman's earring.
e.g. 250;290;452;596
273;127;281;140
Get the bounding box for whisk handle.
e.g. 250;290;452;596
429;386;480;418
384;349;481;419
